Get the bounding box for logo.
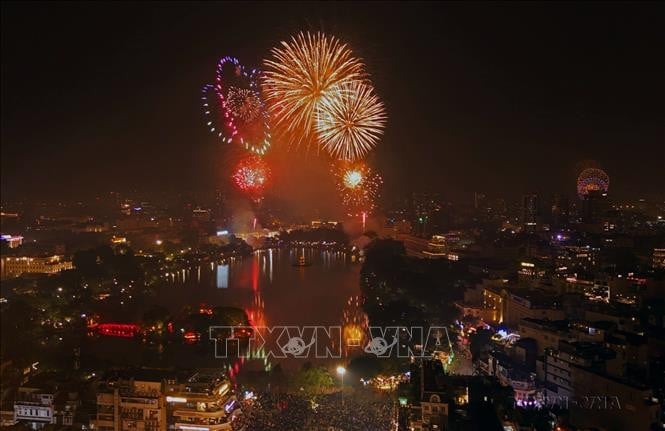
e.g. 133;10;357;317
209;326;451;359
281;336;316;356
364;336;398;356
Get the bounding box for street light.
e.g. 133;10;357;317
336;366;346;406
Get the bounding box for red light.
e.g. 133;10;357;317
199;305;213;315
97;323;141;338
184;331;200;344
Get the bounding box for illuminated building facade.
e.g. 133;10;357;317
166;371;234;431
13;386;75;429
653;248;665;269
93;373;172;431
1;255;73;280
1;234;23;248
93;371;234;431
482;287;504;324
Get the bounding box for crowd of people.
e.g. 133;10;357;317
307;391;395;430
231;393;309;431
231;390;395;431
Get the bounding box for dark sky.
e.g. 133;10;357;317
2;1;664;206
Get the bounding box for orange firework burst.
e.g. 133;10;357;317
262;32;365;149
341;295;369;356
317;81;386;161
334;162;382;217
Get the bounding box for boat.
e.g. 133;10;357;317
292;255;311;267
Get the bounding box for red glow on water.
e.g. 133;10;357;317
251;258;259;292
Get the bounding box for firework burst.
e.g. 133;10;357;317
262;32;365;149
317;81;386;161
232;155;271;197
226;87;262;122
341;295;369;356
202;56;271;155
577;167;610;199
334;162;382;217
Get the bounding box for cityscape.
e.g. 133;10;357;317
1;2;664;431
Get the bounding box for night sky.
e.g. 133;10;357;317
2;2;664;206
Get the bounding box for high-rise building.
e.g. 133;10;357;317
581;190;609;224
550;194;570;228
521;194;539;232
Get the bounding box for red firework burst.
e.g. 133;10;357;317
232;156;271;196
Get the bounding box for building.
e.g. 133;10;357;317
549;194;570;228
653;248;665;269
408;360;511;431
569;366;661;431
541;341;615;401
192;208;211;223
165;370;235;431
93;370;174;431
503;290;565;329
521;194;539;232
517;319;569;356
94;369;235;431
482;285;505;325
581;190;609;224
478;350;538;406
1;234;23;248
13;384;76;429
1;255;73;279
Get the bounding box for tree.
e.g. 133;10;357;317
292;364;334;395
212;306;249;326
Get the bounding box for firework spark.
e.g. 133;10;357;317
262;32;365;149
343;169;363;189
317;81;386;161
226;87;262;122
334;162;382;217
232;156;271;197
341;295;369;356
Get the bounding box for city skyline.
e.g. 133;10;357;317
1;3;664;431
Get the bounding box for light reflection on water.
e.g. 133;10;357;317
86;248;364;378
158;248;357;326
152;248;361;372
